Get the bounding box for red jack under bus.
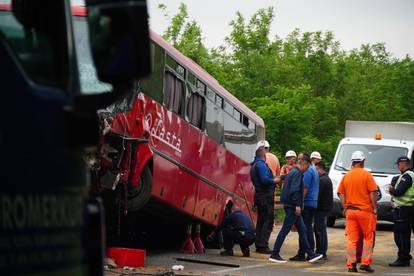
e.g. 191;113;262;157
72;7;265;246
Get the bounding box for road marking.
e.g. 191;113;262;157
211;263;269;274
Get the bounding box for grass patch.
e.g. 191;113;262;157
274;207;285;224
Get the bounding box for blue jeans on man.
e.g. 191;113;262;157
272;207;315;257
314;210;329;257
297;206;316;257
223;228;255;252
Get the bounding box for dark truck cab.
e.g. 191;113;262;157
0;0;149;274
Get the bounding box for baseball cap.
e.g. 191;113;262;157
396;156;410;164
310;151;322;160
351;151;365;162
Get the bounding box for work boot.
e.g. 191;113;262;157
359;264;375;273
256;247;272;254
348;263;358;273
220;250;234;256
240;246;250;257
389;258;410;267
289;254;306;261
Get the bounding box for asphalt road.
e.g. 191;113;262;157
106;219;414;276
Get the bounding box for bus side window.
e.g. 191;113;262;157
187;91;205;130
205;97;224;144
242;115;249;128
164;71;184;114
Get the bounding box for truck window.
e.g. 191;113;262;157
72;15;112;94
0;1;69;88
334;144;408;174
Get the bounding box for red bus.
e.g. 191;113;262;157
71;7;265;244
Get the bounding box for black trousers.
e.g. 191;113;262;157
223;228;255;251
393;206;413;261
254;192;274;249
298;206;316;256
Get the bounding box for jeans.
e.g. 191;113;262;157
314;210;329;256
223;228;255;251
393;206;412;261
272;207;314;256
254;192;274;249
298;206;316;256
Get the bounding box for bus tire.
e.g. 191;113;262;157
327;216;336;227
127;165;152;212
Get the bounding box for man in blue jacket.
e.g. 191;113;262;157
290;152;320;261
250;146;279;254
269;155;323;263
207;206;256;257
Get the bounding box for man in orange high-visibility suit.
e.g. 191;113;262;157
337;151;378;273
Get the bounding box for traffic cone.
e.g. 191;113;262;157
180;225;196;254
193;224;205;254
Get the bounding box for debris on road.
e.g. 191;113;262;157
176;257;240;268
171;265;185;271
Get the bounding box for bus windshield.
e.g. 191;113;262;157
334;144;408;174
72;15;112;94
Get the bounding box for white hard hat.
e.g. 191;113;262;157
257;140;270;149
256;140;265;149
310;151;322;160
285;150;297;158
351;151;365;162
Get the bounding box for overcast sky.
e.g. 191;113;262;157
147;0;414;58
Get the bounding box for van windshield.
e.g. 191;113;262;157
334;144;407;174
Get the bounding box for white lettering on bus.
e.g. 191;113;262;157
149;116;182;153
0;195;83;230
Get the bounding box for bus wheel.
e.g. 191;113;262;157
127;165;152;212
327;216;336;227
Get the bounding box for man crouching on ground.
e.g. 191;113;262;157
207;205;255;257
269;154;323;263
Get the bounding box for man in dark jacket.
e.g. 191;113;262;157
269;155;323;263
314;161;333;260
388;156;414;267
207;206;256;257
250;146;279;254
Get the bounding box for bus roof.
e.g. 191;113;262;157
149;30;265;128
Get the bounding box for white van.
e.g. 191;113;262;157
328;121;414;226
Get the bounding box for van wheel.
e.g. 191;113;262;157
127;165;152;212
327;216;336;227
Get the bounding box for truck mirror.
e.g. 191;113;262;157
85;0;151;85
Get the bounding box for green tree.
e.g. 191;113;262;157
160;3;414;164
